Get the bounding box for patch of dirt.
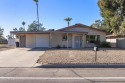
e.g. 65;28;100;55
38;48;125;64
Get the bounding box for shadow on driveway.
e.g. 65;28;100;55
35;64;125;68
28;48;46;51
28;47;125;51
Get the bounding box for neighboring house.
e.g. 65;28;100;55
10;24;106;48
106;35;125;48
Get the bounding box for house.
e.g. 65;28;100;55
106;35;125;48
10;24;106;48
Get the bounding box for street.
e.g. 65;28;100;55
1;77;125;83
0;68;125;83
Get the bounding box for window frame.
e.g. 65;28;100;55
62;34;67;41
86;35;100;44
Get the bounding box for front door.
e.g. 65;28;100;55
74;36;82;48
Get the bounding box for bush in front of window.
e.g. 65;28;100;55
56;45;61;49
99;41;111;48
63;45;66;48
94;40;101;47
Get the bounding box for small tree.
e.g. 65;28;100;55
27;21;45;31
19;27;25;31
91;20;108;32
6;35;12;39
0;27;5;43
13;28;18;31
0;27;4;37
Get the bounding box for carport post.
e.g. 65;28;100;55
67;32;68;48
49;32;52;48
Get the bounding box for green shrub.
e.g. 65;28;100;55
63;45;66;48
94;41;100;47
56;45;61;49
100;41;111;48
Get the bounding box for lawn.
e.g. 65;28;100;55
38;48;125;64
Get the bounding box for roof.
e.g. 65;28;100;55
57;23;106;33
10;31;88;34
106;35;125;39
10;31;51;34
10;23;106;34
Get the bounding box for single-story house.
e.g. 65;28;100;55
106;35;125;48
10;24;106;48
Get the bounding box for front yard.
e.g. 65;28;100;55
0;44;14;51
38;48;125;64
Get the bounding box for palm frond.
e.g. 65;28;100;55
64;17;72;22
33;0;38;2
22;21;26;26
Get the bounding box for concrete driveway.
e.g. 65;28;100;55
0;48;45;67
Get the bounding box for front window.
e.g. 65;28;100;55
86;35;100;43
62;34;67;41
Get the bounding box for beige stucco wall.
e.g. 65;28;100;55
106;38;116;47
64;27;106;47
51;33;72;48
65;27;106;42
26;34;36;48
26;33;72;48
116;38;125;48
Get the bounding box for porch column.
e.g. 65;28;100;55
49;32;52;48
19;35;21;47
11;33;14;38
67;32;68;48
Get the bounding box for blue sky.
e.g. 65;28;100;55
0;0;102;37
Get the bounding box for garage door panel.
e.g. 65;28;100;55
36;34;49;47
26;34;35;48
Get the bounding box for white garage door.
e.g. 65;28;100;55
36;34;49;47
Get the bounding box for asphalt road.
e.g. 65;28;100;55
0;68;125;83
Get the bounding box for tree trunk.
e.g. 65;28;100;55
23;25;25;31
68;21;70;27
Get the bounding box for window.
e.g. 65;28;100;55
62;34;67;41
86;35;100;43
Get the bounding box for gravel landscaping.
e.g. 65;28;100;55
38;48;125;64
0;45;15;51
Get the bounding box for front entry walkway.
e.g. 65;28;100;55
0;48;45;67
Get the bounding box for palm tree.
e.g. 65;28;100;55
22;21;26;31
33;0;40;30
64;17;72;27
